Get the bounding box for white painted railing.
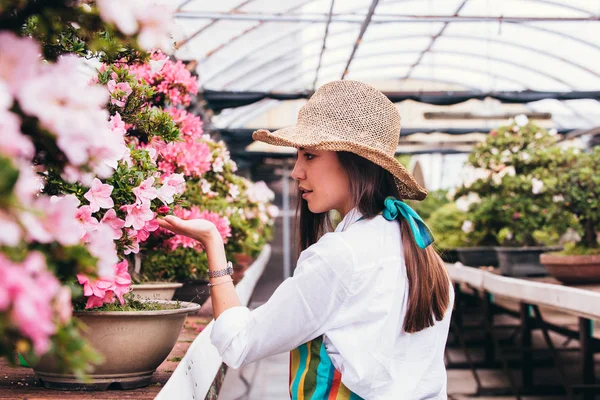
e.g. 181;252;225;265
446;262;600;320
156;244;272;400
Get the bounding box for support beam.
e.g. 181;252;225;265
202;89;600;112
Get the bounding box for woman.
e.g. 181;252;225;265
158;80;454;399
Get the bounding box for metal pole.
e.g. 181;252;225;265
282;169;291;280
175;11;600;23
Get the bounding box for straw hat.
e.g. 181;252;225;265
252;80;427;200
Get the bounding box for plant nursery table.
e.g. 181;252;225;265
446;262;600;400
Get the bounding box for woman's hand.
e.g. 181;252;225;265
157;215;220;249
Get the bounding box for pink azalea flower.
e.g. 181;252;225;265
14;161;43;206
0;110;34;159
1;252;63;355
84;178;115;212
113;260;131;304
75;205;100;240
97;0;139;35
109;112;127;136
136;6;175;52
100;208;125;240
135;218;159;242
0;210;21;246
133;176;158;205
123;230;140;255
85;224;119;278
20;195;83;246
156;173;185;204
121;202;155;231
76;259;132;309
54;287;72;325
0;32;40;95
107;79;133;107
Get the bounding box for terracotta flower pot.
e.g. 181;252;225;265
33;300;201;390
130;282;183;300
540;253;600;284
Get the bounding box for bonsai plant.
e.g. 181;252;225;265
452;116;571;275
540;147;600;284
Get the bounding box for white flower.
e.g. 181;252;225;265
456;192;482;212
462;220;474;234
531;178;544;194
549;128;557;136
553;195;565;203
446;188;456;201
491;148;499;155
200;179;212;194
149;58;168;74
514;114;529;127
505;230;514;240
511;146;520;153
534;132;544;139
520;152;531;162
228;184;240;199
212;157;224;173
512;126;520;133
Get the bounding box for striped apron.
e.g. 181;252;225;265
289;335;364;399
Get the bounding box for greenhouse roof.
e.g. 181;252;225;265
171;0;600;130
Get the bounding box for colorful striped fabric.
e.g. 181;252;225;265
289;335;364;400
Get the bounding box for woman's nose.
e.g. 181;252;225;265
291;160;305;181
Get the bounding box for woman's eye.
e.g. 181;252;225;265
304;153;315;160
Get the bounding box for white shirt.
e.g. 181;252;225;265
211;208;454;399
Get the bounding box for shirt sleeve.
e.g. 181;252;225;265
210;233;354;369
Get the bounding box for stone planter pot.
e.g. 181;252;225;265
495;246;562;277
439;248;459;264
130;282;183;300
456;247;499;268
540;253;600;284
173;279;210;306
33;300;201;390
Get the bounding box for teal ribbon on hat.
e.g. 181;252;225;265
382;196;434;249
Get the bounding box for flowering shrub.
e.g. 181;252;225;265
453;116;573;247
0;0;174;376
541;147;600;254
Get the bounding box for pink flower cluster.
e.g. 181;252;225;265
0;252;71;355
77;260;132;309
155;109;212;178
0;32;127;181
96;0;175;51
116;174;186;255
164;206;231;251
127;52;198;106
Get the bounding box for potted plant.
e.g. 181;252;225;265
453;116;572;275
540;147;600;284
0;0;188;385
32;258;200;390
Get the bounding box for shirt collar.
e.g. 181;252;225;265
334;207;364;233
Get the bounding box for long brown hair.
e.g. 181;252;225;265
296;151;450;333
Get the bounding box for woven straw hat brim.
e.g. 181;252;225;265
252;128;427;201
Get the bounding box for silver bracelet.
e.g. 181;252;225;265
208;261;233;278
207;278;233;287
